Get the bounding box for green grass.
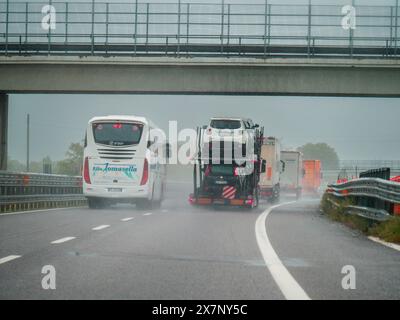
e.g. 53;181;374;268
320;194;400;244
369;218;400;244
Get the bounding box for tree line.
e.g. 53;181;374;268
7;141;340;175
8;142;84;176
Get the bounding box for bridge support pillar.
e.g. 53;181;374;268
0;94;8;171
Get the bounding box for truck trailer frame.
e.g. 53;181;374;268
189;126;264;209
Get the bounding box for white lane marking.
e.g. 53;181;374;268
92;225;110;231
0;255;22;265
143;212;152;216
121;217;134;222
51;237;76;244
368;236;400;252
255;202;311;300
0;207;86;217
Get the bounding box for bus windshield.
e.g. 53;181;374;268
92;122;144;147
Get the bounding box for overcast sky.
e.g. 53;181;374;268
8;94;400;162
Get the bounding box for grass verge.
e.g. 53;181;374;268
320;193;400;245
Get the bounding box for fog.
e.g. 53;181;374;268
8;94;400;162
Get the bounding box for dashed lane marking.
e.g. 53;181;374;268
51;237;76;244
121;217;134;222
0;255;22;265
92;225;110;231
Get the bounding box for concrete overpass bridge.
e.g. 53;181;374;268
1;1;400;170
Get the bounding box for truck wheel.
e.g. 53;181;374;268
244;189;259;210
271;189;280;204
253;189;259;208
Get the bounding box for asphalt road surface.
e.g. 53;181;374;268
0;182;399;300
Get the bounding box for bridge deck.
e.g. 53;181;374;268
1;43;398;59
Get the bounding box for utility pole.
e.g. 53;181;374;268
26;113;30;172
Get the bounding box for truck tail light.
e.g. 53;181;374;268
83;157;91;184
140;159;149;186
245;195;254;206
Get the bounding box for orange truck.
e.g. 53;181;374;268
302;160;322;195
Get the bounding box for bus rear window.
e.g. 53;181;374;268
92;122;143;146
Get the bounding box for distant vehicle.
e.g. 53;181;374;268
302;160;322;195
259;137;285;203
280;150;304;200
190;122;264;209
82;115;167;209
203;117;259;146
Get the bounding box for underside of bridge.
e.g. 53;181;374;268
0;57;400;96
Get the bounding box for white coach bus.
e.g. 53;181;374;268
82;115;167;209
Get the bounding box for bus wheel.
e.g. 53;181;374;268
136;199;153;210
153;184;164;209
87;198;96;209
87;198;105;209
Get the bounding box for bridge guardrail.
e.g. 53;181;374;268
0;171;86;213
0;1;399;59
325;178;400;221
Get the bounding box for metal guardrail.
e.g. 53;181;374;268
0;1;399;58
327;178;400;204
326;178;400;221
322;165;400;186
326;197;391;222
0;171;86;213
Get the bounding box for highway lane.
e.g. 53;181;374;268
0;182;399;300
0;182;283;300
267;201;400;300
